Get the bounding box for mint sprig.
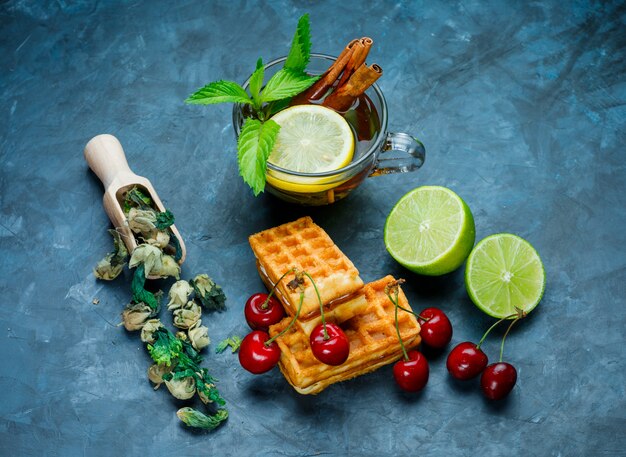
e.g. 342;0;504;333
185;14;315;196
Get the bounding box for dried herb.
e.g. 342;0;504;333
155;210;175;230
123;187;152;212
167;280;194;310
215;336;242;354
177;408;228;431
191;274;227;311
131;265;160;311
121;302;155;331
94;229;128;280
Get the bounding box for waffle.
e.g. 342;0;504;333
249;217;363;320
268;276;421;395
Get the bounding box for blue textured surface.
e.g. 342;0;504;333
1;1;625;455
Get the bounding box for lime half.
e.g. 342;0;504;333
465;233;545;318
384;186;476;276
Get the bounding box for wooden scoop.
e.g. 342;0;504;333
84;134;186;276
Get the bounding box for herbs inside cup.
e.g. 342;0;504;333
185;14;318;195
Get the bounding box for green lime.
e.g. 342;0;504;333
384;186;476;276
465;233;545;318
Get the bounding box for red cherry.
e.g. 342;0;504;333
310;323;350;366
481;362;517;400
417;307;453;349
238;330;281;374
446;341;488;380
393;350;429;392
244;293;285;331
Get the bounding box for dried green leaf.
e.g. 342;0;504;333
215;336;242;354
130;265;160;310
155;210;175;230
176;408;228;430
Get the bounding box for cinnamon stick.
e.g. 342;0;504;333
302;39;359;101
337;37;373;87
322;63;382;112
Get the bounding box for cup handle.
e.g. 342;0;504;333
369;132;425;176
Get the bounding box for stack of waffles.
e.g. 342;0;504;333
248;217;421;394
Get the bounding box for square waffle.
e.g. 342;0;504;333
249;217;363;320
268;276;421;395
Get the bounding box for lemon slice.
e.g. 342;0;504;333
266;105;355;193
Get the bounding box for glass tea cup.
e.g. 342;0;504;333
232;54;425;206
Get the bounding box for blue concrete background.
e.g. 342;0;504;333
1;1;625;455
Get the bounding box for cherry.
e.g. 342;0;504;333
244;293;285;331
310;323;350;366
481;362;517;400
417;307;453;349
446;341;488;380
238;330;281;374
393;350;429;392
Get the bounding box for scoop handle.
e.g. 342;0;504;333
84;134;136;189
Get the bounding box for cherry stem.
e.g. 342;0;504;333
476;312;519;349
265;287;304;347
303;272;328;340
262;267;296;310
499;317;520;362
396;304;430;322
386;289;409;361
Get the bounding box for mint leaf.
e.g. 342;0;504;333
260;69;319;103
237;118;280;195
186;80;252;105
284;14;311;72
249;58;264;110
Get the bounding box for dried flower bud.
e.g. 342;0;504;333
188;320;210;351
191;274;226;311
140;319;163;344
165;376;196;400
94;254;125;280
167;280;193;311
121;302;153;331
93;229;128;280
147;363;173;389
129;244;163;277
127;208;157;236
173;301;202;329
146;230;170;249
152;254;180;280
